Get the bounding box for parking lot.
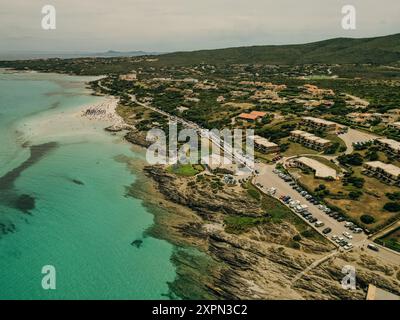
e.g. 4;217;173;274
253;163;368;249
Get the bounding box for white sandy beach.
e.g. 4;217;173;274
17;95;130;146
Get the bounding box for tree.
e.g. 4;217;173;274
383;202;400;212
360;215;375;224
349;190;362;200
338;153;363;166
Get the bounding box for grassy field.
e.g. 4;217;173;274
376;227;400;252
224;215;268;234
281;138;320;157
167;164;203;176
306;156;342;172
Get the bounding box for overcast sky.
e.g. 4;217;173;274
1;0;399;53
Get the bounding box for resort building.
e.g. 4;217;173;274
290;130;331;151
237;111;267;123
387;122;400;131
363;161;400;186
251;135;280;154
374;138;400;158
346;112;378;125
302;116;345;132
290;157;337;180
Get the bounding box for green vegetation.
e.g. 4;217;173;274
338;153;364;166
383;202;400;212
224;215;268;234
376;227;400;252
360;214;375;224
167;164;202;176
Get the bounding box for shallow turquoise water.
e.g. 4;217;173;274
0;71;177;299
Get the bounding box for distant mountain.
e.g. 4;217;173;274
0;50;162;61
155;33;400;65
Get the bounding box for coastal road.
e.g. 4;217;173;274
128;94;255;171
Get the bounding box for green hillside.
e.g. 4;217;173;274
156;33;400;65
1;33;400;75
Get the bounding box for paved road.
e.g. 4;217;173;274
338;128;377;154
129;94;255;171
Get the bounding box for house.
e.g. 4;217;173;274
387;122;400;131
119;72;137;81
302;116;344;132
303;84;335;97
251;135;280;154
346;112;377;125
363;161;400;186
290;130;331;151
237;111;268;123
290;157;337;179
374;138;400;158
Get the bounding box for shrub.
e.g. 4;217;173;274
300;230;313;238
293;234;302;242
360;215;375;224
349;190;363;200
383;202;400;212
247;188;261;200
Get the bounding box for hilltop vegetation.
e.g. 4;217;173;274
1;33;400;76
157;33;400;66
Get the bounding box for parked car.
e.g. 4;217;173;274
344;243;353;250
301;211;311;218
339;240;348;247
337;217;345;222
309;217;318;223
343;232;353;240
367;244;379;252
315;221;325;228
322;227;332;234
344;222;354;228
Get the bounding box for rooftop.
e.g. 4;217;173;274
238;113;259;120
295;156;337;179
376;138;400;151
252;135;278;148
365;161;400;177
303;116;337;126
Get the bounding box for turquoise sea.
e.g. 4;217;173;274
0;71;177;299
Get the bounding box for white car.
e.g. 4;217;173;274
343;232;353;239
344;243;353;250
315;221;325;227
344;222;354;228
